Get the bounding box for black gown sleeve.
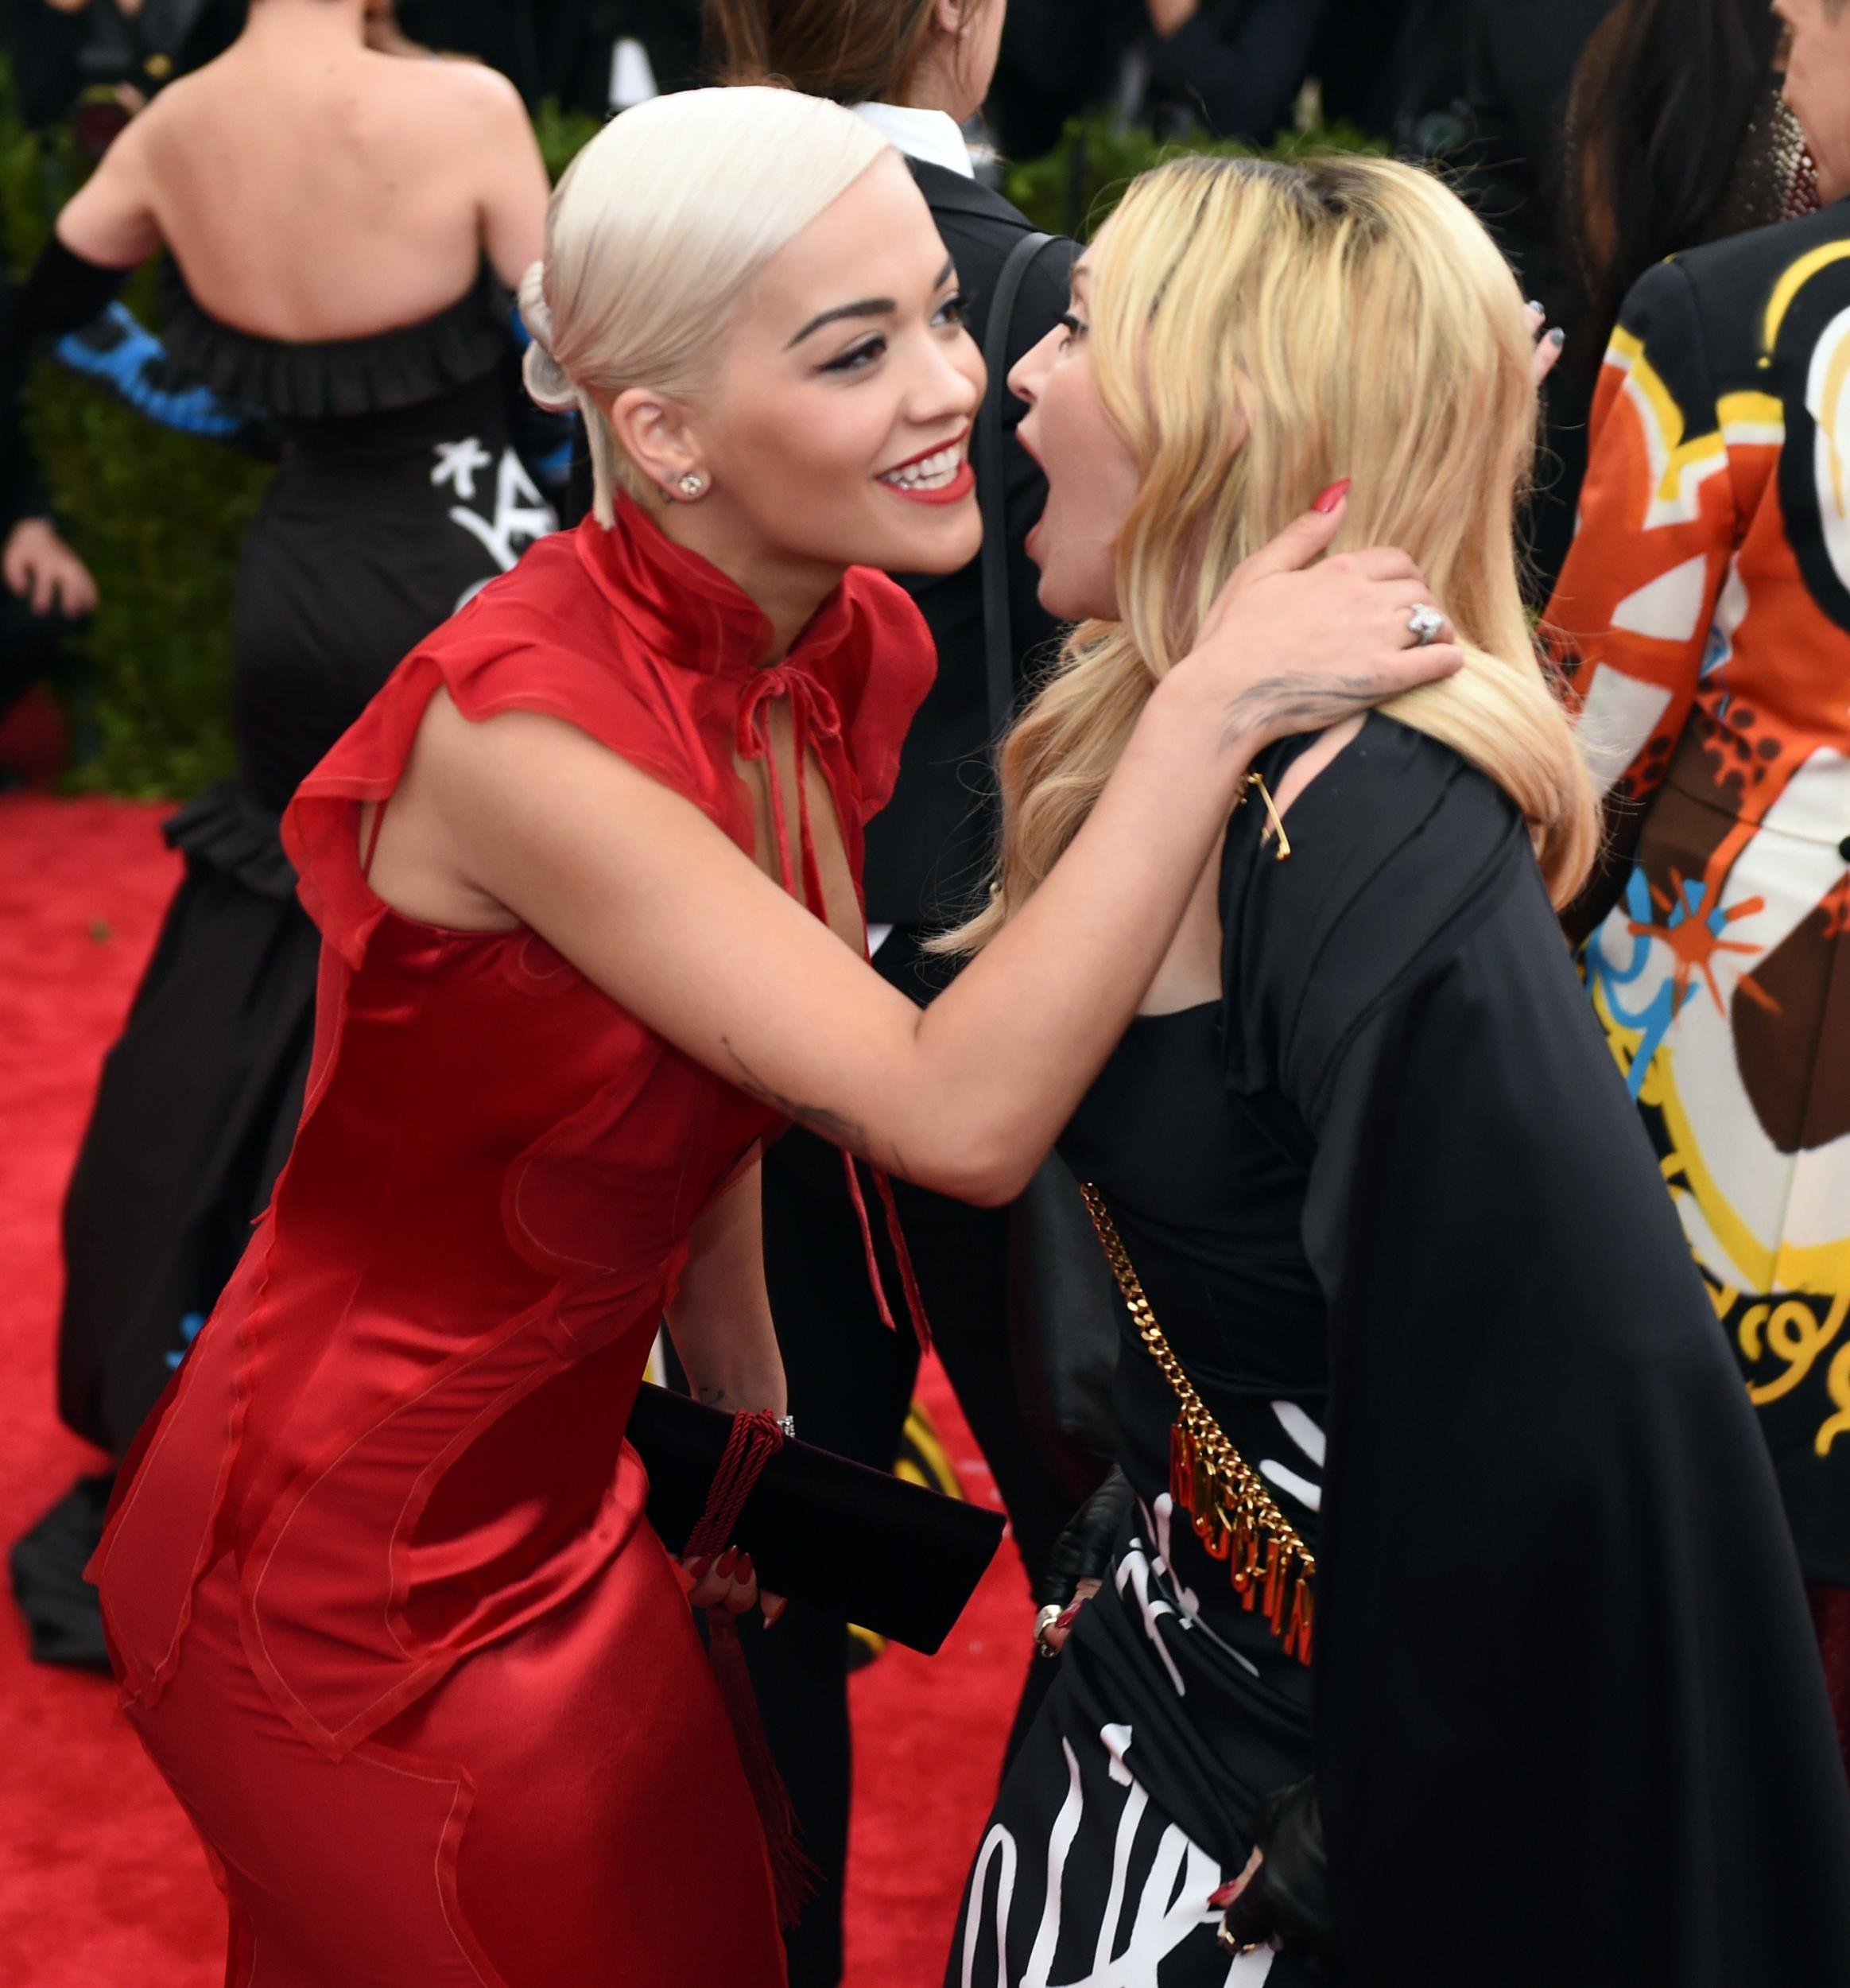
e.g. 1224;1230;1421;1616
1222;719;1850;1987
15;237;133;348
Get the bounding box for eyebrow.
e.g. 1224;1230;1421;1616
785;256;958;349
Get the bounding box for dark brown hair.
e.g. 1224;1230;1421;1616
704;0;947;107
1562;0;1787;341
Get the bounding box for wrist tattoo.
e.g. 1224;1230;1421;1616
1221;671;1387;748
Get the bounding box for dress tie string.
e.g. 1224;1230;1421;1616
735;666;842;926
734;670;931;1353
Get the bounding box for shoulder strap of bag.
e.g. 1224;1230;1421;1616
979;230;1056;742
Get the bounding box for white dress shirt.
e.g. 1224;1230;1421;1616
851;102;976;179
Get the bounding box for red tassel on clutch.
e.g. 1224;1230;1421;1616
682;1409;817;1928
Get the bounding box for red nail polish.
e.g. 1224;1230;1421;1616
1208;1877;1247;1908
685;1555;712;1580
715;1548;738;1580
738;1554;756;1584
1312;478;1352;514
1056;1604;1080;1631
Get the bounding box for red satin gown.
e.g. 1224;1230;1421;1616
84;496;936;1988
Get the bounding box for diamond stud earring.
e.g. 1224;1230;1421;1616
678;473;706;499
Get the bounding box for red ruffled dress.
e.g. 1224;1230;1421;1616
84;498;935;1988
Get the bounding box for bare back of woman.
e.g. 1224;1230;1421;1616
56;0;547;322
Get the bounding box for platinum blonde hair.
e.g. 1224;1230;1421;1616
519;87;892;526
943;154;1597;953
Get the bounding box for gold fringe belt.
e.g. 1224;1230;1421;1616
1079;1183;1317;1665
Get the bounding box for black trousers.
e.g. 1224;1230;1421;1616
747;928;1076;1988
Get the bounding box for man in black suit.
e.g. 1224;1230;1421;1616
750;134;1083;1988
685;14;1089;1985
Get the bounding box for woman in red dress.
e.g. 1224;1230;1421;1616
85;88;1461;1986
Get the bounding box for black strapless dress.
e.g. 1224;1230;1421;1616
947;717;1850;1988
45;270;554;1513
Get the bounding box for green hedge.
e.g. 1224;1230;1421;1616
1003;115;1382;237
2;65;1365;798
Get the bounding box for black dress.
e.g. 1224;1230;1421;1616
949;717;1850;1987
52;267;553;1467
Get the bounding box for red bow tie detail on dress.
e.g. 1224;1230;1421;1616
733;664;845;916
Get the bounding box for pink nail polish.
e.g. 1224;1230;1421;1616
1312;478;1352;514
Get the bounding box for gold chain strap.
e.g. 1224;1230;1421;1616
1079;1183;1317;1665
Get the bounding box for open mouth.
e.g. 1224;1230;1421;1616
876;433;975;505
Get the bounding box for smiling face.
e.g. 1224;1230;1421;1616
1008;259;1144;623
619;152;985;621
1777;0;1850;200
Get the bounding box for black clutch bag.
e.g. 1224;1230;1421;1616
626;1384;1007;1656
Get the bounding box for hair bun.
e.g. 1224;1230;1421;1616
518;260;578;414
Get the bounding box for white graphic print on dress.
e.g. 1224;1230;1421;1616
960;1730;1272;1988
1259;1400;1326;1512
1127;1498;1260;1686
433;437;557;606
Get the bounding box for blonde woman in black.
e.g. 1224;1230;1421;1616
946;153;1850;1988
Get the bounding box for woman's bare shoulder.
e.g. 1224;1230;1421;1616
363;49;529;133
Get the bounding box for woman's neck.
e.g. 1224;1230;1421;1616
242;0;367;50
651;501;844;664
899;47;968;124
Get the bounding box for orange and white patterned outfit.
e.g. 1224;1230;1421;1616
1547;199;1850;1592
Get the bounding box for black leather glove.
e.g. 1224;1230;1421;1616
1217;1777;1343;1978
1034;1465;1134;1612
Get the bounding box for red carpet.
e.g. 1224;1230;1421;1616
0;794;1026;1988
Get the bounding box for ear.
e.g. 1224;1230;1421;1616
933;0;966;34
608;388;707;501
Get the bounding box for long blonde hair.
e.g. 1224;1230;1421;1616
946;154;1596;951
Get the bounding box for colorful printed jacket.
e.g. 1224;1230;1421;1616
1546;196;1850;1585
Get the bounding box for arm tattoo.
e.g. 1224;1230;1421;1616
719;1035;902;1172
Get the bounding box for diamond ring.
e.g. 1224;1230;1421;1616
1406;603;1446;647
